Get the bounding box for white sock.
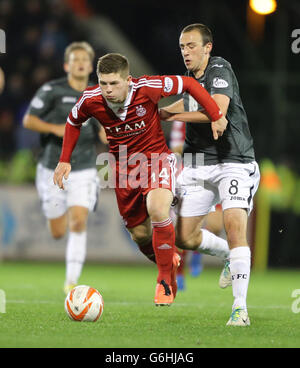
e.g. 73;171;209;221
65;231;87;285
198;229;230;260
230;246;251;310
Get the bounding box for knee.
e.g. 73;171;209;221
50;228;66;240
48;220;67;239
147;204;169;223
130;231;151;247
69;216;87;233
147;189;173;222
175;233;198;251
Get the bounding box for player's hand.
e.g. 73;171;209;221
211;115;228;140
53;162;71;190
51;124;66;138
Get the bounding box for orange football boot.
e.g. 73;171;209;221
154;280;174;306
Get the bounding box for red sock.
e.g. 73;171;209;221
152;218;175;284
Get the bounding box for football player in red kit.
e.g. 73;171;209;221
53;53;227;306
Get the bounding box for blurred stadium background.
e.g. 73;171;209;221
0;0;299;270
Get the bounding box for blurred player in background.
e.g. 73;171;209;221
23;42;107;294
169;120;224;291
53;53;228;306
160;23;260;326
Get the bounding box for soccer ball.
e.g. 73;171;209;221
65;285;104;322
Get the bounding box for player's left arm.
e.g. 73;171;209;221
162;66;232;123
164;75;224;122
164;75;228;139
161;71;232;138
210;94;230;139
162;94;229;123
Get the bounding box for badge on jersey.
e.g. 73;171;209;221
136;105;146;117
31;97;44;109
72;105;78;119
62;96;77;104
164;77;174;93
212;77;229;88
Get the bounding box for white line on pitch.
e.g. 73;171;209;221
6;300;291;310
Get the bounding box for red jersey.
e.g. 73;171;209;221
61;75;222;164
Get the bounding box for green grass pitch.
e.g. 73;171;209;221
0;261;300;348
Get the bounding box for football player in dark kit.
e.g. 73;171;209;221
160;24;260;326
23;42;107;294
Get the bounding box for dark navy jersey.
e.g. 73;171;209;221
183;56;255;165
27;77;100;171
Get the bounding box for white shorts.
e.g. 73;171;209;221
176;161;260;217
36;163;100;219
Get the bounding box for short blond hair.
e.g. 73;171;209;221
64;41;95;63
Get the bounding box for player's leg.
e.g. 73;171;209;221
170;205;186;290
189;251;202;277
176;250;187;290
146;187;178;305
175;168;230;261
127;217;179;302
218;162;260;326
47;214;68;239
127;217;154;261
64;205;89;293
128;214;180;299
64;168;100;294
204;206;224;235
36;163;68;239
176;214;230;260
201;206;230;288
223;208;251;326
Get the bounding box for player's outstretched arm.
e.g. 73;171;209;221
58;121;81;162
177;76;222;121
53;122;81;189
160;76;228;139
53;162;71;190
23;114;66;137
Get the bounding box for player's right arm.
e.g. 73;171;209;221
53;95;91;189
23;83;66;137
23;114;65;137
53;121;81;190
53;161;71;190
